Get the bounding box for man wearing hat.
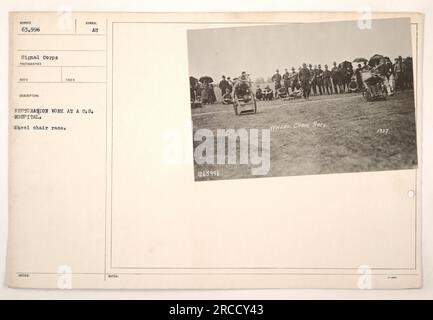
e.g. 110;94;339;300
263;85;273;101
355;64;364;92
271;69;282;98
226;77;233;93
308;64;316;95
298;63;312;100
373;57;392;96
393;56;403;91
289;67;299;93
233;71;250;99
219;75;229;98
322;64;333;95
283;68;291;96
331;61;341;94
314;64;324;95
255;85;263;100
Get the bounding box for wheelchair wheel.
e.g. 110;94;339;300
362;90;372;102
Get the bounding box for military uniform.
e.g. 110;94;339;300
298;67;311;100
255;87;263;100
331;64;341;94
219;78;229;96
393;59;403;90
283;71;291;95
322;67;332;95
290;70;299;92
355;67;363;92
308;67;316;95
314;67;324;95
263;86;273;101
272;72;282;98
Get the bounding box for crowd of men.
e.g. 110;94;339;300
254;56;413;101
190;55;413;106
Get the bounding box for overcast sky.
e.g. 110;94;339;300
187;18;412;81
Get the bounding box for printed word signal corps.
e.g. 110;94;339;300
20;55;59;61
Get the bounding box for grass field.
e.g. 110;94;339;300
192;90;418;181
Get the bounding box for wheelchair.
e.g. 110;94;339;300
232;78;257;116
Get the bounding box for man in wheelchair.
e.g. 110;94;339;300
364;74;383;96
233;71;252;103
362;58;391;100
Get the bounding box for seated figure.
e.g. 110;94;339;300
277;86;288;98
255;86;263;100
289;87;303;99
233;72;252;100
234;82;251;104
222;88;233;105
364;74;383;96
262;85;273;101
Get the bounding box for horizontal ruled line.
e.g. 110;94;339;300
17;49;106;52
16;81;106;84
17;33;106;36
16;65;106;68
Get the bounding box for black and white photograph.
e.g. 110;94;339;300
188;18;418;181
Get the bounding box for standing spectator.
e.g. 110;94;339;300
272;69;282;98
322;64;333;95
331;61;341;94
298;63;312;100
283;68;291;95
226;77;233;93
402;57;412;89
355;64;363;92
393;56;403;90
338;64;348;93
208;83;216;103
385;57;395;94
308;64;316;95
389;71;396;93
345;64;354;92
219;76;229;97
376;58;392;95
189;77;199;104
290;67;299;92
385;57;394;77
201;82;209;104
407;57;414;89
315;64;324;95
